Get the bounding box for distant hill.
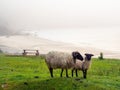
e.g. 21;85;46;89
0;45;20;53
0;35;120;58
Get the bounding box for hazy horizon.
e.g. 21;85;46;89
0;0;120;54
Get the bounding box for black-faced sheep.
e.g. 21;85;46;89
45;51;83;77
72;53;94;78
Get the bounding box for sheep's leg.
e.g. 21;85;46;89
66;69;69;77
60;69;64;77
75;69;78;77
49;68;53;77
82;70;87;79
82;70;85;78
85;70;87;78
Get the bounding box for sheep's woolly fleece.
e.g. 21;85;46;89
45;51;74;69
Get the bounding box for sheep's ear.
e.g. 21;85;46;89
85;53;88;56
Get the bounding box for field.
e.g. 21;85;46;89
0;54;120;90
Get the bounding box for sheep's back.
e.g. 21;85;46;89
45;51;73;69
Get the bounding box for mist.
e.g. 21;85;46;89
0;0;120;55
0;0;120;31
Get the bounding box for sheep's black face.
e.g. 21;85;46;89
85;53;94;61
72;51;83;61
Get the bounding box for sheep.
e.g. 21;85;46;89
45;51;83;77
72;53;94;78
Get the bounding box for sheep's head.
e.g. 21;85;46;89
72;51;83;62
85;53;94;61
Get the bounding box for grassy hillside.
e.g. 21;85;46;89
0;54;120;90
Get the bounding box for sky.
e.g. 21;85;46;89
0;0;120;52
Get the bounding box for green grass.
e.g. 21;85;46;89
0;54;120;90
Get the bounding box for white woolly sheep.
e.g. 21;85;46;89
45;51;83;77
72;53;94;78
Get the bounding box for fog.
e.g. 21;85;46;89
0;0;120;53
0;0;120;31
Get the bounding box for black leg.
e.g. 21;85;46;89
82;70;85;78
60;69;64;77
82;70;87;79
66;69;69;77
49;68;53;77
85;70;87;78
75;69;78;77
72;69;74;77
